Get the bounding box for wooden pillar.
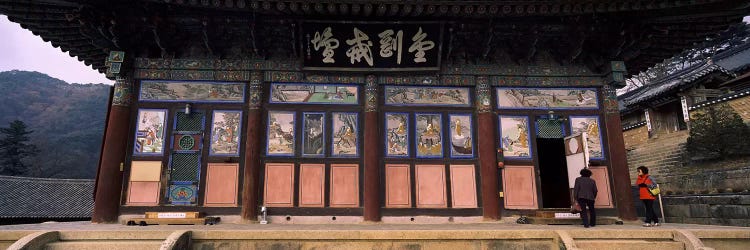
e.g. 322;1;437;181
476;77;500;220
241;72;263;221
603;84;638;221
363;75;381;221
92;76;132;223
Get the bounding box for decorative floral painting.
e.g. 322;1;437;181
498;116;532;159
416;113;443;158
302;112;325;156
134;109;166;155
385;86;471;106
140;81;245;103
332;112;358;157
449;114;473;158
210;110;242;156
270;83;358;104
385;113;409;157
266;111;295;156
496;88;598;109
570;116;604;159
168;184;197;205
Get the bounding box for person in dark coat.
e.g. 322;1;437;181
573;168;598;228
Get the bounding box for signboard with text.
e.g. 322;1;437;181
302;21;443;71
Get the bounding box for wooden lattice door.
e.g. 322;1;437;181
166;111;204;205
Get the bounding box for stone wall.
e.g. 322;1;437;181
625;130;688;188
623;125;648;150
624;98;750;226
664;160;750;194
727;95;750;121
662;194;750;227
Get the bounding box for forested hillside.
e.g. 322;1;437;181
0;70;110;179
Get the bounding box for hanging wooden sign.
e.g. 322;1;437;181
302;21;443;71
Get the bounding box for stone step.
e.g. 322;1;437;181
567;229;674;240
575;239;683;250
58;230;171;240
44;240;163;250
527;217;619;225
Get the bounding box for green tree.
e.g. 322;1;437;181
687;104;750;160
0;120;39;175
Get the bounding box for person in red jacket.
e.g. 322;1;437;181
636;166;660;227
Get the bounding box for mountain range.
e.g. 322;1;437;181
0;70;110;179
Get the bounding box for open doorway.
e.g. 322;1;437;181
537;138;571;208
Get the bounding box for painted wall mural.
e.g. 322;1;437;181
140;81;245;103
496;88;598;109
449;114;474;158
499;116;532;159
210;110;242;156
385;86;471;106
134;109;166;155
570;116;604;159
266;111;295;156
168;184;197;205
270;83;358;104
385;113;409;157
332;112;358;157
302;112;326;156
416;113;443;158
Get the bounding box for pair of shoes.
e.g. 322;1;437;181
652;223;660;227
584;225;590;228
642;223;652;227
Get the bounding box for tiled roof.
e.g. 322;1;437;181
620;40;750;110
620;63;734;107
715;42;750;73
0;175;94;219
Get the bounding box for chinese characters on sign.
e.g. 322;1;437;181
304;22;442;71
310;27;339;63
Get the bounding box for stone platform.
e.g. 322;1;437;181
1;220;748;250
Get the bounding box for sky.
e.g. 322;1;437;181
0;15;748;85
0;15;111;84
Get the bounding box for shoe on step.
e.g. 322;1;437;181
652;223;660;227
642;223;652;227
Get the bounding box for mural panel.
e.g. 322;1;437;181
210;110;242;156
416;113;443;158
140;81;245;103
168;184;197;205
499;116;532;159
134;109;167;155
570;116;604;159
385;86;471;106
266;111;295;156
302;112;326;156
270;83;358;104
332;112;358;157
496;88;598;109
449;114;474;158
385;113;409;157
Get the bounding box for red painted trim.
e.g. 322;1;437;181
477;113;500;220
363;111;381;221
93;86;114;200
92;105;130;223
241;110;262;220
604;113;638;220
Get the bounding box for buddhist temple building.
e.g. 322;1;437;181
2;0;748;223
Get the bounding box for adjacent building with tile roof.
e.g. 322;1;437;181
0;175;94;225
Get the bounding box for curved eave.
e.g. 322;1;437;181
1;2;108;72
145;0;748;19
1;0;748;75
